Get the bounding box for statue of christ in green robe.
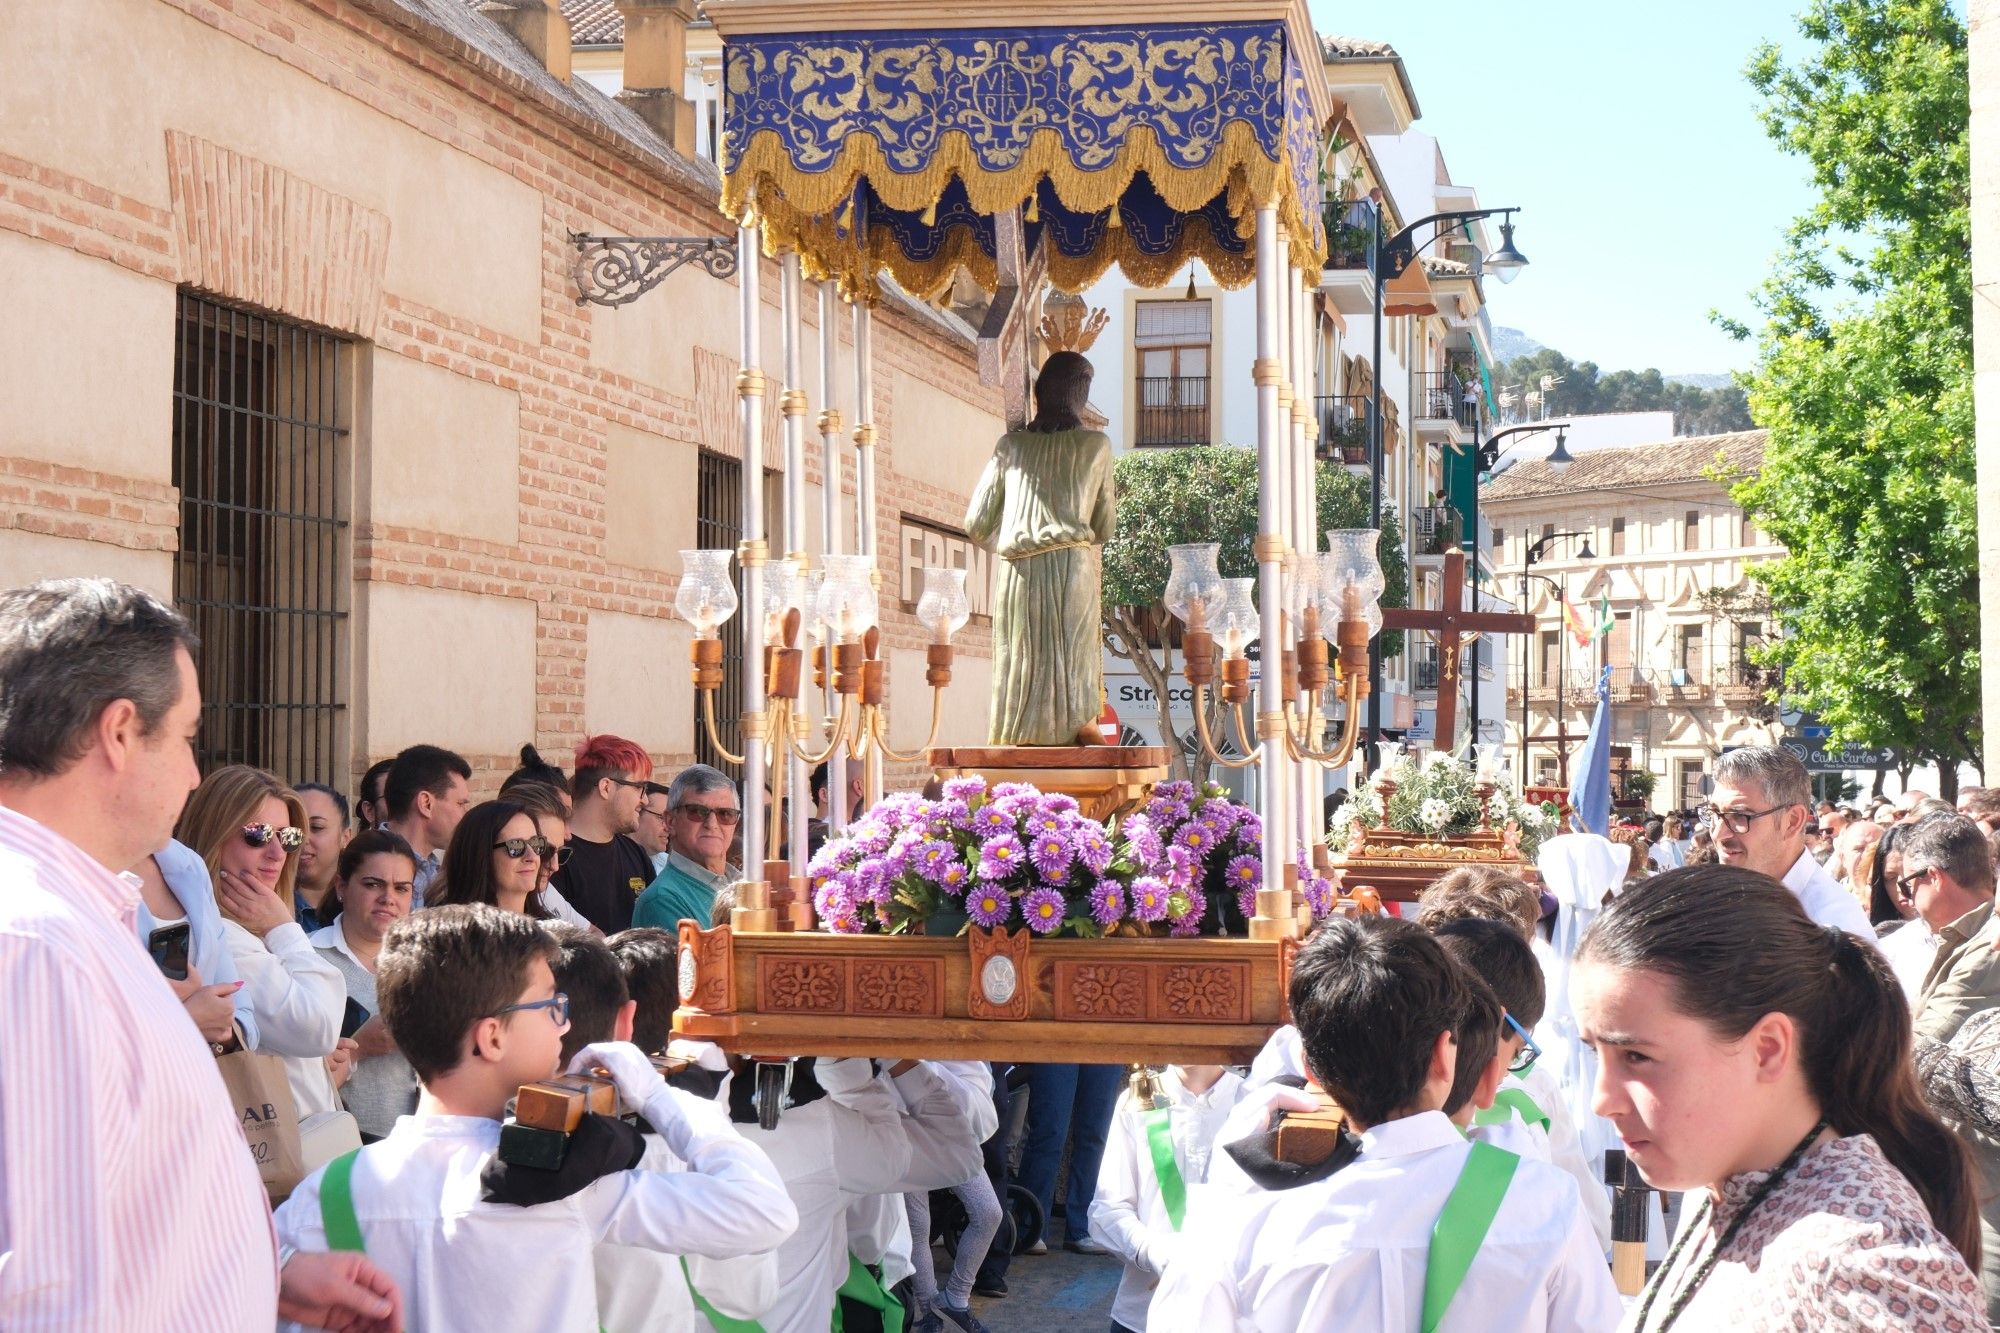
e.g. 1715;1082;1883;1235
964;351;1117;748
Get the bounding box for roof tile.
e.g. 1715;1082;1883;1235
1480;430;1766;501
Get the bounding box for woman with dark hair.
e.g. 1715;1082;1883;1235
1869;820;1916;926
503;743;571;802
310;829;420;1139
1575;865;1984;1329
429;799;551;919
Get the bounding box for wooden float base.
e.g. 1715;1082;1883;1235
672;922;1292;1066
927;744;1172;824
1327;827;1526;903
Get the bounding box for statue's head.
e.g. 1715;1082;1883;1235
1027;351;1093;433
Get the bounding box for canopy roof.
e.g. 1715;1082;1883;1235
707;0;1335;298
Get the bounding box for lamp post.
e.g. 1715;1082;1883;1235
1466;422;1571;750
1368;205;1526;769
1518;530;1593;784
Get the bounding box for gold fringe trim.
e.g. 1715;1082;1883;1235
725;119;1325;279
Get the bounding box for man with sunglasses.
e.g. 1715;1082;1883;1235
634;764;741;932
550;734;658;934
1703;746;1875;939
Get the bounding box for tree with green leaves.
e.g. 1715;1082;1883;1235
1099;446;1408;785
1491;347;1754;435
1722;0;1978;794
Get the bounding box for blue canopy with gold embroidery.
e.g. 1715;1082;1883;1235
706;3;1334;298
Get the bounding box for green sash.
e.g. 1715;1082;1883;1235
1470;1088;1550;1134
1143;1107;1189;1231
680;1256;766;1333
831;1253;904;1333
1420;1142;1519;1333
319;1148;366;1253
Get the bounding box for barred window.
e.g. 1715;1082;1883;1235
172;292;348;785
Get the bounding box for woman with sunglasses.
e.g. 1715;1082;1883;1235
430;799;554;920
1575;866;1984;1330
502;780;598;932
174;765;348;1121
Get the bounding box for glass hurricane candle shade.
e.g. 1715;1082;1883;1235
1214;578;1261;659
1164;543;1225;631
677;549;738;637
1318;529;1386;639
816;553;879;643
916;567;971;643
763;556;804;643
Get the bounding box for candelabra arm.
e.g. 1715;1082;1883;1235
786;692;859;766
1191;683;1262;769
864;687;946;764
1285;675;1366;767
700;687;749;767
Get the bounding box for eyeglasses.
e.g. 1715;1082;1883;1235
541;842;574;872
1896;866;1934;900
639;804;671;822
1504;1011;1542;1075
495;993;570;1028
607;777;648;792
677;805;742;827
1698;805;1793;835
492;836;553;861
241;823;304;851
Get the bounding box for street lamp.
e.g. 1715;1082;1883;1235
1368;204;1526;768
1518;529;1593;784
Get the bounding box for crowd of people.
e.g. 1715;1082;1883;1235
10;575;2000;1332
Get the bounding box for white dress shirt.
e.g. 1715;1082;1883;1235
846;1061;994;1288
1245;1023;1305;1088
276;1088;796;1333
1148;1110;1621;1333
1515;1065;1611;1253
1781;848;1877;939
1878;918;1940;1003
1090;1067;1246;1330
221;915;345;1116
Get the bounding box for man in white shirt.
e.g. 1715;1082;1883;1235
1151;916;1619;1333
1705;746;1875;938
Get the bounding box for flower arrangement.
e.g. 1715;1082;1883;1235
1329;750;1559;864
808;778;1338;939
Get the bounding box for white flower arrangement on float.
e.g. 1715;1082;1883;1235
1329;748;1559;863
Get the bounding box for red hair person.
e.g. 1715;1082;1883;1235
546;734;655;934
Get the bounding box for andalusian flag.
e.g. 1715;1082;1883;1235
1594;593;1615;638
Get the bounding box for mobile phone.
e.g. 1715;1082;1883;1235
147;922;192;981
341;996;372;1040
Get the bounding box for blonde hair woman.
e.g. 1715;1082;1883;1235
174;765;348;1119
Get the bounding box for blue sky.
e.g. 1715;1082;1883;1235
1313;1;1818;375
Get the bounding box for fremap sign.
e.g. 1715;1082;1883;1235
898;517;993;620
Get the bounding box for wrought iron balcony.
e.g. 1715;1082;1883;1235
1134;375;1210;447
1315;393;1371;464
1411;504;1462;556
1322;198;1377;271
1414;370;1479;431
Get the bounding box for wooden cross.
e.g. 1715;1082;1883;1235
1382;550;1536;753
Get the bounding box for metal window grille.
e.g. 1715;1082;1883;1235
695;450;744;772
172;291;348;785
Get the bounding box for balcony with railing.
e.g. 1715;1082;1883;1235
1414;370;1477;438
1714;660;1777;702
1320;198;1378;315
1315;394;1371;466
1416;643;1441;693
1411;504;1462;557
1134;376;1210;447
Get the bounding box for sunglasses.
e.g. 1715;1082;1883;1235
677;805;742;827
241;823;304;851
1896;866;1933;900
1504;1011;1542;1075
493;836;553;861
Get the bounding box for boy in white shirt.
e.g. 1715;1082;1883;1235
1148;915;1619;1333
273;904;798;1333
1089;1064;1244;1332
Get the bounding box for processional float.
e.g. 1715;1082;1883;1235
670;0;1409;1074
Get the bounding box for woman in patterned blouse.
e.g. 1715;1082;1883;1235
1574;865;1986;1331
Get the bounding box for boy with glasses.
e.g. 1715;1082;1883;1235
274;904;798;1331
551;735;659;934
634;765;741;932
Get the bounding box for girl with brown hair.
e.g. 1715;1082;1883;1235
1575;865;1984;1330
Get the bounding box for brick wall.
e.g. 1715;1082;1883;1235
0;0;1004;796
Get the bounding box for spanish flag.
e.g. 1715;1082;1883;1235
1563;598;1593;649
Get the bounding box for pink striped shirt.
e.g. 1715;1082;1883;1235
0;804;277;1330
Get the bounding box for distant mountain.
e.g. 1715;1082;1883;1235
1490;326;1544;361
1664;372;1736;390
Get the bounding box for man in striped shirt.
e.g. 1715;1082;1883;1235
0;579;400;1331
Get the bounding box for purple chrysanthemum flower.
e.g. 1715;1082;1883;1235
853;861;893;906
930;798;970;832
1030;832;1074;878
913;839;958;883
990;782;1033;800
979;834;1026;880
1123;815;1164;868
1021;887;1065;935
1237;884;1258;920
1175;822;1216;857
1303;874;1335;919
1040;793;1080;816
1157;780;1196;802
1131;876;1170;923
937;860;971;896
1078;830;1113;875
1089;880;1126;927
942;776;987;801
972;803;1013;836
968;886;1012;928
1235;813;1263;846
1225;854;1261;890
815;877;861;933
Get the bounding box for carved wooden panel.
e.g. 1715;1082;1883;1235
853;959;944;1018
677;922;736;1014
758;956;848;1013
967;928;1031;1021
1150;963;1251;1024
1053;962;1146;1021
